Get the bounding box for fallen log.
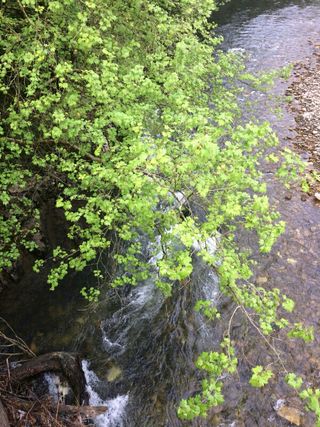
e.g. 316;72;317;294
8;352;87;403
0;399;10;427
56;404;107;418
5;395;107;418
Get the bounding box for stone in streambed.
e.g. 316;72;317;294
277;406;302;426
256;276;268;285
106;365;122;382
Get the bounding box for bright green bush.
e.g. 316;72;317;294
0;0;286;289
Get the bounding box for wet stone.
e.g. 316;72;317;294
276;406;302;426
256;276;268;285
106;365;122;382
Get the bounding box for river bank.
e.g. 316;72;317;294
287;43;320;195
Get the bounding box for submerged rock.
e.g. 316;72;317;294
276;405;302;426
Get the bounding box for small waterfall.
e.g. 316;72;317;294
74;230;220;426
44;372;71;403
82;360;129;427
101;282;165;356
94;243;221;426
100;234;167;358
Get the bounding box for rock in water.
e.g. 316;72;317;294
277;406;302;426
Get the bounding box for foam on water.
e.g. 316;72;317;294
192;236;217;257
44;372;71;403
82;360;128;427
44;372;60;402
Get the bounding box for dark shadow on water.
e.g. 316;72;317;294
214;0;319;25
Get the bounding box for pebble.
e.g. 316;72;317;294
256;276;268;285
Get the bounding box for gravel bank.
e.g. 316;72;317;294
287;43;320;194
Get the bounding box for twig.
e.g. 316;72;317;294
239;304;287;373
0;317;35;357
227;305;241;340
16;0;33;25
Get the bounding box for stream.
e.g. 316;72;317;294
1;1;320;426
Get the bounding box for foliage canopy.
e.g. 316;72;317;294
0;0;283;284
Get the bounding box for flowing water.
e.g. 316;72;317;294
1;1;320;426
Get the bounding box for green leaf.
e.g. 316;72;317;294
249;366;273;388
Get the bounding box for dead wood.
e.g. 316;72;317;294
7;352;87;404
5;395;107;417
0;399;10;427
